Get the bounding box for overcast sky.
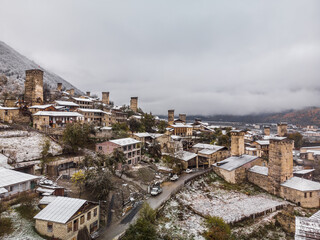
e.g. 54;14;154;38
0;0;319;115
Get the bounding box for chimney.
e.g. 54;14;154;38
168;109;175;125
102;92;110;105
57;83;62;92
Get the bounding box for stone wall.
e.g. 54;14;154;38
280;186;320;208
247;171;271;192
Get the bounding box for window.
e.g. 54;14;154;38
87;211;91;220
304;192;307;198
128;160;132;165
80;215;85;224
47;222;53;232
310;192;312;197
98;146;102;150
94;208;98;217
73;219;78;231
67;222;72;232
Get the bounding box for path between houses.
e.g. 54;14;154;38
99;169;208;240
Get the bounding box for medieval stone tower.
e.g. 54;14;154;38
86;91;91;97
168;109;175;125
179;114;186;123
264;126;271;136
102;92;110;105
277;123;288;137
230;130;245;156
24;69;44;106
57;83;62;92
268;138;293;194
130;97;138;112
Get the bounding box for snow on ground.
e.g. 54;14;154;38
177;178;287;224
1;206;44;240
158;199;206;240
0;130;62;162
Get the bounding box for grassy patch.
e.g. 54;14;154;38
0;217;14;237
234;222;282;240
15;205;40;220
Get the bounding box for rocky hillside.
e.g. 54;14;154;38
0;41;83;98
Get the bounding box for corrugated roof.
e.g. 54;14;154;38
213;155;259;171
0;167;39;188
281;177;320;192
33;111;83;117
295;216;320;240
34;197;86;224
109;138;141;146
249;166;268;176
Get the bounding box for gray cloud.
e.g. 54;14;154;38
0;0;319;115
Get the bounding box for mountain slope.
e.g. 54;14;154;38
0;41;83;97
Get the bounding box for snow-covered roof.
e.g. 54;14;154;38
73;97;93;102
293;169;315;175
249;166;268;176
295;216;320;240
55;100;79;107
134;132;151;138
0;187;8;194
281;177;320;192
246;147;257;151
109;138;141;146
213;155;259;171
255;140;270;146
170;124;193;128
101;126;112;131
198;148;225;155
34;197;87;224
310;210;320;220
29;104;53;109
0;106;19;110
174;151;197;162
0;167;39;188
77;108;111;114
193;143;225;151
33;111;83;117
39;196;57;205
306;150;320;156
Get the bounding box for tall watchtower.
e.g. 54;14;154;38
277;123;288;137
268;138;293;194
168;109;175;125
230;130;245;156
24;69;44;106
179;114;186;123
130;97;138;112
264;126;271;136
102;92;110;105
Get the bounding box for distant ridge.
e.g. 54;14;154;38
181;107;320;126
0;41;83;97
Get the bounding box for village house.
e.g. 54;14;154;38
55;100;80;112
77;108;112;127
0;167;39;200
33;111;83;130
169;123;193;137
96;138;141;166
111;107;128;124
192;143;229;167
0;106;20;123
133;132;169;149
213;130;263;184
29;104;56;114
72;97;94;109
34;197;99;240
250;140;270;158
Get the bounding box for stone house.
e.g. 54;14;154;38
34;197;99;240
96;138;141;166
0;106;20;123
111;107;128;124
0;167;39;200
133;132;169;149
251;140;270;158
77;108;112;127
33;111;84;130
168;151;198;170
72;97;94;109
192;143;229;166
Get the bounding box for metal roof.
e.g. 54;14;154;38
0;167;39;188
109;138;141;146
34;197;87;224
249;165;268;176
55;100;79;107
33;111;83;117
193;143;225;151
213;155;259;171
295;216;320;240
281;177;320;192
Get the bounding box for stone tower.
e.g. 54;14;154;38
86;91;91;97
57;83;62;92
130;97;138;112
102;92;110;105
268;138;293;194
264;126;271;136
168;109;175;125
277;123;288;137
179;114;186;123
24;69;44;106
230;130;245;156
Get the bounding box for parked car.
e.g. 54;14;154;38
151;186;163;196
170;174;179;181
185;168;194;174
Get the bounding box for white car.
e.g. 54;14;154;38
185;168;193;174
170;174;179;181
151;187;163;196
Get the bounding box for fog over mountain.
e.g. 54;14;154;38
0;0;319;115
